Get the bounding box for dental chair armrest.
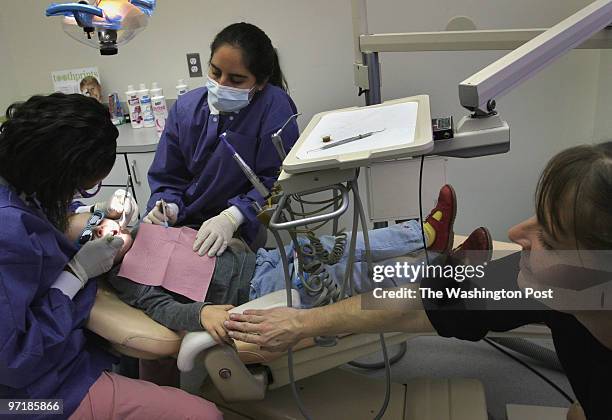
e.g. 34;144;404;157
88;279;183;359
177;289;301;372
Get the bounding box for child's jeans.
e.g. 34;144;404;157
249;220;430;306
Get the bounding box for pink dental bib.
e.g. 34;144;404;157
118;223;216;302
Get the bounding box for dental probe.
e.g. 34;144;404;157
119;175;130;228
160;198;169;228
318;128;386;151
219;132;270;198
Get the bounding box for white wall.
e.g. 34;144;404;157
1;0;606;240
0;9;18;113
366;0;602;239
0;0;359;122
594;50;612;142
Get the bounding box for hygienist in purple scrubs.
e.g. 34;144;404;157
0;94;222;419
144;22;299;257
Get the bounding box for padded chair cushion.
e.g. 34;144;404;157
88;280;183;358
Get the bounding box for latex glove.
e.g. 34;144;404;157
193;211;238;257
67;235;124;287
143;200;179;226
94;189;138;226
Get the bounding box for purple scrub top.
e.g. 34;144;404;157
0;184;116;419
146;84;299;243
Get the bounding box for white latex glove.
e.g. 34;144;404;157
193;211;238;257
67;235;124;287
94;189;138;226
143;200;179;226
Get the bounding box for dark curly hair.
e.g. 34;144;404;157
0;93;118;232
536;141;612;250
210;22;288;91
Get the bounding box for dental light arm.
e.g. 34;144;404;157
459;0;612;115
350;0;612;158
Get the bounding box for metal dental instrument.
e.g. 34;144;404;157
271;113;301;160
160;198;169;228
118;175;130;228
317;129;385;151
220;132;270;198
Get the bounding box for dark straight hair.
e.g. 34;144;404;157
0;93;118;232
536;141;612;250
210;22;288;92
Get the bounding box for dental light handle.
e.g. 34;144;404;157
232;154;270;198
271;113;301;161
271;133;287;161
220;133;270;198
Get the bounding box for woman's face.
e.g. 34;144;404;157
208;44;262;90
508;215;567;277
508;215;561;252
508;215;610;312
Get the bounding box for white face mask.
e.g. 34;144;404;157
206;77;255;113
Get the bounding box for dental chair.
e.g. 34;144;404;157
88;236;550;419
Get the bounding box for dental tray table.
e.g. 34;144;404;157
282;95;434;174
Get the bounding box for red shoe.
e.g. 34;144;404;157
450;227;493;266
425;184;457;253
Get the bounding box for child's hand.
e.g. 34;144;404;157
200;305;234;344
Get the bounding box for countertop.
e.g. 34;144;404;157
116;124;160;153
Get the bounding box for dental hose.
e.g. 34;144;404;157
305;230;347;265
274;178;393;419
419;155;430;265
270;222;313;420
488;337;563;372
347;183;405;369
349;342;408;369
352;179;393;420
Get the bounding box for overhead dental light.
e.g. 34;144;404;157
45;0;156;55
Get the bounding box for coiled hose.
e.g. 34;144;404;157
299;259;341;307
305;230;348;265
293;231;348;307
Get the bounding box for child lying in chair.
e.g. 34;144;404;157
66;185;489;344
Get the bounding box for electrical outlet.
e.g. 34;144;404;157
186;53;203;77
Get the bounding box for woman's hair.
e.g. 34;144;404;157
210;22;288;91
0;93;118;232
536;141;612;250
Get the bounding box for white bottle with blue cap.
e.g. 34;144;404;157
137;83;155;128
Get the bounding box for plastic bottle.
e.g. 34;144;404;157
150;81;163;98
152;95;168;137
125;85;143;129
176;79;189;97
137;83;156;128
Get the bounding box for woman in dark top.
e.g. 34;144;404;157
226;141;612;420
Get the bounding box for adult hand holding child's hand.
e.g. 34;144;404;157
200;305;235;344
